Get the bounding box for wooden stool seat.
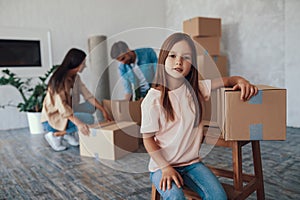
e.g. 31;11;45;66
151;127;265;200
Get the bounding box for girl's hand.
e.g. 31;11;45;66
77;123;90;136
232;78;258;101
160;166;184;191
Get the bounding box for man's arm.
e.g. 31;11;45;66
119;64;133;100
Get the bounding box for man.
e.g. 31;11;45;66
110;41;157;100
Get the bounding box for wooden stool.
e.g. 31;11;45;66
151;127;265;200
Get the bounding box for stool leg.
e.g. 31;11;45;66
252;141;265;200
151;184;160;200
232;141;243;191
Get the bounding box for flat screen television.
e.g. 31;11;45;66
0;27;52;77
0;39;42;67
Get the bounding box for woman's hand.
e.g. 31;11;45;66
77;122;90;136
232;77;258;101
160;166;184;191
102;110;112;121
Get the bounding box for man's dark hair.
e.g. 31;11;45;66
110;41;129;59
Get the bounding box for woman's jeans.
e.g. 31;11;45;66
42;102;95;134
150;162;227;200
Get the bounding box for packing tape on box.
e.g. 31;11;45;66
250;124;263;140
249;90;263;104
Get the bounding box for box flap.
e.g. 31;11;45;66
90;121;137;131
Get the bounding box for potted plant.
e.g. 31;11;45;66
0;65;58;134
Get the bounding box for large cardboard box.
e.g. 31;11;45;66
217;85;286;141
193;37;220;56
103;99;142;125
183;17;221;37
79;121;139;160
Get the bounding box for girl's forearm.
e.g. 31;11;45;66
143;135;170;169
211;76;246;90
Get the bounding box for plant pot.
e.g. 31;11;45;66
26;112;44;134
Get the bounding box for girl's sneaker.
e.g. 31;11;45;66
44;132;67;151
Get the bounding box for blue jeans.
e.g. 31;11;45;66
43;102;95;134
150;162;227;200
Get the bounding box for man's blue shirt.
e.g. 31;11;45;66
118;48;157;95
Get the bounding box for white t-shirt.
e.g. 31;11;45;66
141;80;211;172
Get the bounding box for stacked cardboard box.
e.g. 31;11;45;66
184;17;286;141
183;16;222;56
183;16;227;123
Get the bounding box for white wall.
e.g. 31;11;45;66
0;0;165;129
165;0;299;127
1;0;299;129
285;0;300;127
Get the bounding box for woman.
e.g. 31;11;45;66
41;48;111;151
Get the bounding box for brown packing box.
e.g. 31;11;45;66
102;99;142;125
193;37;220;56
197;55;228;78
203;90;218;122
197;55;228;122
79;121;139;160
217;85;286;141
183;17;221;37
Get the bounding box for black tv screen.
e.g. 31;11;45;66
0;39;42;67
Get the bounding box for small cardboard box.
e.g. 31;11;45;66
79;121;139;160
193;37;220;56
217;85;286;141
102;99;142;125
183;17;221;37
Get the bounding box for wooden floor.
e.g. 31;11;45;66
0;127;299;199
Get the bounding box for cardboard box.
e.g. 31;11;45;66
103;99;142;125
79;121;139;160
197;55;228;78
197;55;227;123
217;85;286;141
211;55;228;77
193;37;220;56
203;90;218;122
183;17;221;37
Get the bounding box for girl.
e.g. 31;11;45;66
41;48;111;151
141;33;258;200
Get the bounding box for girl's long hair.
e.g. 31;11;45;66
48;48;86;93
153;32;204;127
